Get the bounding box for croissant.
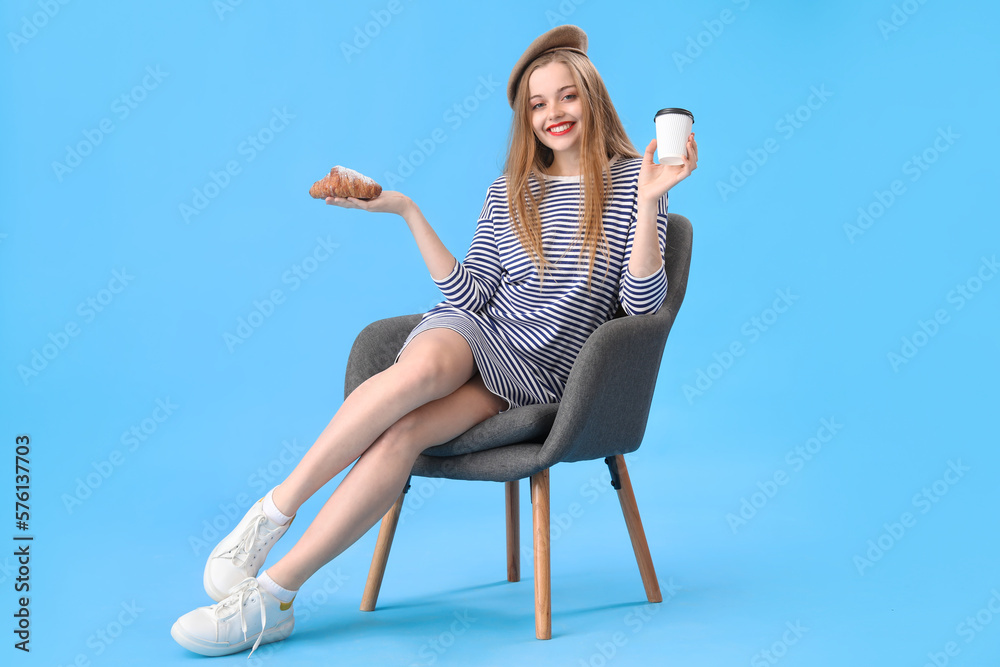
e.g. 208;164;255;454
309;165;382;200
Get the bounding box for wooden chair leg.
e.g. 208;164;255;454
530;469;551;640
506;480;520;582
609;455;662;603
360;482;408;611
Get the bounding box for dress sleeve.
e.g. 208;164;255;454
432;188;503;312
618;192;669;315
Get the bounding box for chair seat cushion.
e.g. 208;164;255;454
421;402;559;457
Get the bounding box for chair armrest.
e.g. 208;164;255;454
344;314;423;399
536;304;680;466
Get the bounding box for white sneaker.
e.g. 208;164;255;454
204;497;293;601
171;576;294;657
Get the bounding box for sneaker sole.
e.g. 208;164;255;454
170;616;294;657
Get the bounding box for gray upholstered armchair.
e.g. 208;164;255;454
344;213;693;639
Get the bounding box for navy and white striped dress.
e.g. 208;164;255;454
395;155;669;412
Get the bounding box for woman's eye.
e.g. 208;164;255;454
533;94;574;110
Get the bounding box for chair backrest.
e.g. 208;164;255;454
537;212;693;466
660;212;693;320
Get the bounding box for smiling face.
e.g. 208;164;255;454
527;61;584;158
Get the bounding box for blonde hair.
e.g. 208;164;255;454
503;49;641;287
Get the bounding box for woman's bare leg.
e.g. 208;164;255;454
265;371;507;590
270;328;476;517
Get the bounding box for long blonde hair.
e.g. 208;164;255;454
503;49;641;287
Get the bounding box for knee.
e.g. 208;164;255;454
371;414;424;459
394;353;467;401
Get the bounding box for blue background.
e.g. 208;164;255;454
2;1;998;665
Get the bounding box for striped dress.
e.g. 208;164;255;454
395;155;669;412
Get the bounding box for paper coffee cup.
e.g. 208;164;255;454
654;108;694;165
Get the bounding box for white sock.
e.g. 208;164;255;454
257;570;296;604
262;487;293;526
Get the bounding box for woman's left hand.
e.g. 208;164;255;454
636;133;698;204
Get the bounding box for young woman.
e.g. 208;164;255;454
171;24;697;657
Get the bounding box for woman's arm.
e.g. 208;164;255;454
425;196;504;311
328;191;458;278
627;193;667;279
616;132;697;314
328;188;503;310
618;193;669;316
400;200;459;280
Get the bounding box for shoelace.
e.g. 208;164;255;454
213;576;267;658
228;515;272;569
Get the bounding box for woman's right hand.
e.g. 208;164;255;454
325;190;413;217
